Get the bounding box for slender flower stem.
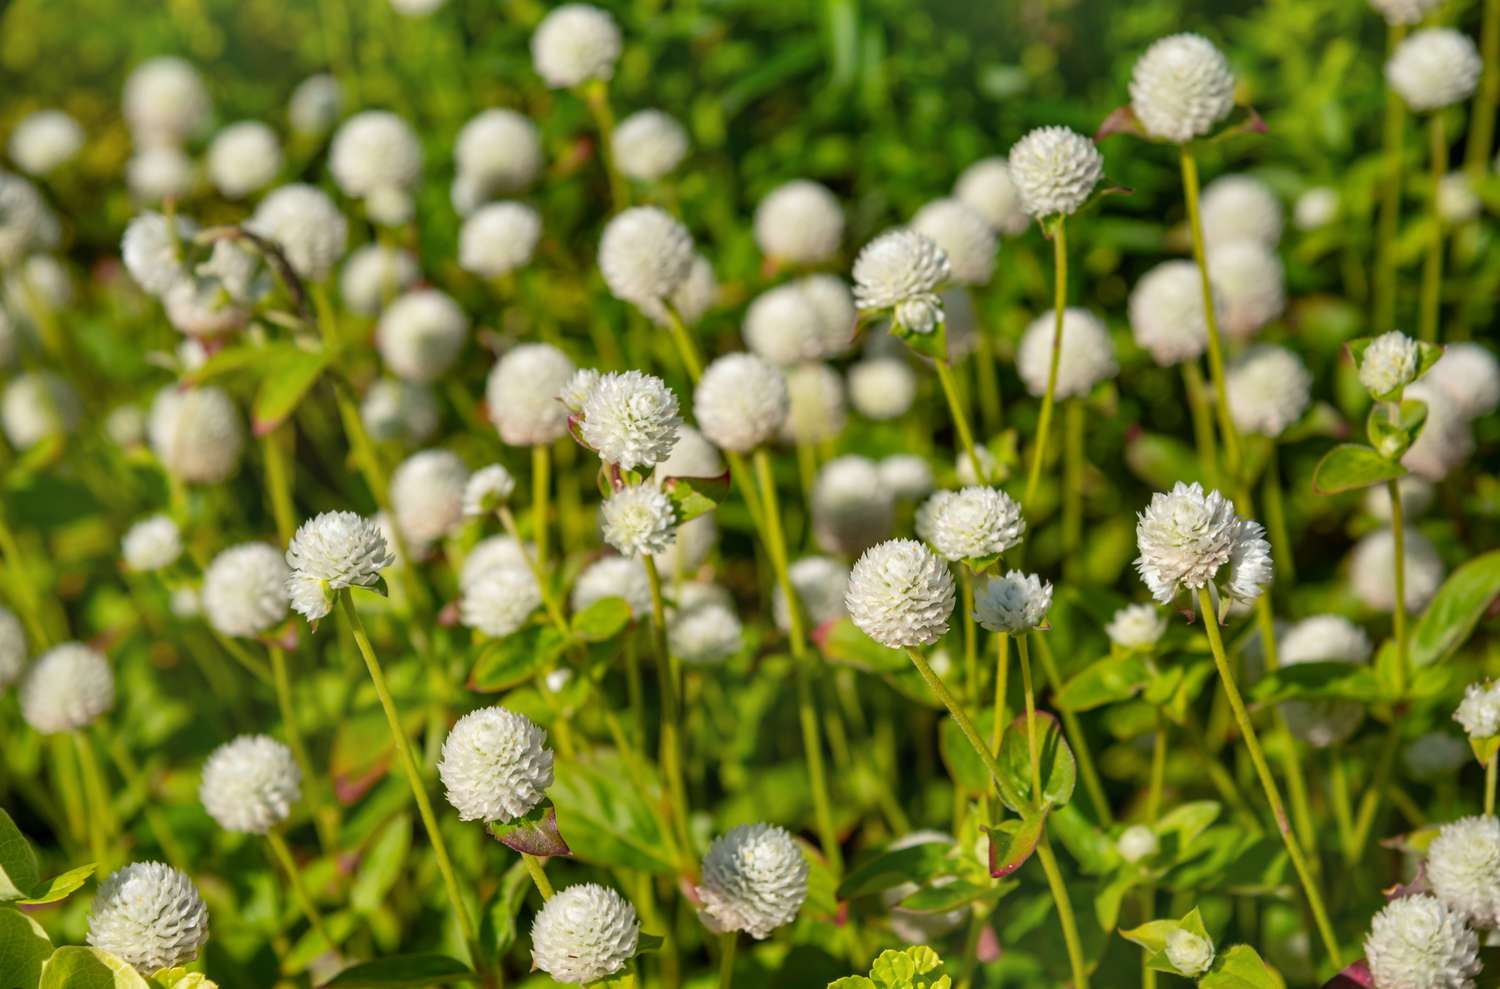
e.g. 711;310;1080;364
1375;22;1409;333
1330;755;1358;861
266;829;335;949
1195;588;1343;968
208;629;277;687
1015;637;1042;801
718;933;737;989
905;646;1007;791
1036;832;1090;989
1419;113;1447;344
1388;478;1409;695
521;853;554;900
1261;446;1295;586
1467;0;1500;174
1182;363;1219;476
1486;759;1497;816
1033;635;1112;823
582;79;628;211
498;505;567;632
532;445;551;571
1023;220;1068;508
663;303;704;383
269;644;337;853
960;569;979;705
1351;721;1404;861
934;356;985;486
74;731;114;872
991;632;1010;760
261;428;297;546
641;554;693;863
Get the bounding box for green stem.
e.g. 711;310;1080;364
1023;220;1068;508
1182;362;1219;476
1330;754;1357;862
991;632;1010;760
266;829;335;949
905;646;1007;793
74;731;114;872
1467;0;1500;174
1419;113;1446;344
642;554;693;864
663;302;704;382
521;853;554;900
499;505;567;633
1350;721;1403;861
261;428;297;547
209;628;277;687
1034;635;1112;824
1375;22;1409;333
1486;759;1496;816
934;357;985;485
532;445;551;571
718;933;737;989
1262;446;1295;586
269;644;338;853
1388;478;1409;695
1016;636;1042;802
1036;831;1090;989
960;569;979;705
582;79;628;211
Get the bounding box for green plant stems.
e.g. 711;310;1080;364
102;728;191;871
960;569;979;705
269;643;337;853
0;508;51;648
1023;220;1068;508
1062;399;1084;558
718;933;737;989
498;505;567;632
1330;755;1358;862
1033;635;1112;824
1195;587;1343;969
991;632;1010;759
522;853;554;900
1388;478;1409;695
1419;113;1447;344
261;428;297;546
1350;721;1403;861
664;303;704;383
1251;593;1319;859
906;646;1008;794
1182;363;1219;476
641;553;694;864
582;79;628;211
933;356;986;487
1036;831;1090;989
266;829;335;950
532;445;552;571
1375;22;1409;333
1262;446;1295;586
1486;759;1497;816
1467;0;1500;174
1015;636;1043;800
209;628;277;687
74;730;114;872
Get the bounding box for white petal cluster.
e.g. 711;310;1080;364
1165;928;1215;978
846;539;955;649
1427;343;1500;420
614;109;689;181
460;538;531;592
848;357;917;420
123;514;183;573
486;343;576;446
0;608;26;688
1226;344;1311;437
1129;33;1236;144
852;228;950;334
439;706;553;822
203;543;291;638
1295;187;1340;230
812;455;894;557
1387;29;1483;112
1365;894;1480;989
9;110;84;176
1369;0;1443;25
916;487;1025;562
1128;260;1216;366
1017;307;1118;398
974;570;1052;634
285;511;395;621
88;862;210;974
531;883;639;985
20;642;114;733
248;184;348;280
1007;127;1104;218
454;109;543;203
123;57;211;144
206;121;282;199
462;559;541;637
362;379;439;444
1201;174;1283;248
1277;615;1371;747
162;276;249;339
598;206;695;309
376;289;470;384
601;485;677;558
669;585;743;664
199;734;301;834
1437;174;1481;225
694;353;789;453
754;179;844;265
1402;383;1474;482
954;158;1029;236
1117;825;1159;863
1106;603;1168;650
780;362;846;445
2;371;80;449
1135;481;1271;607
1359;330;1422;398
463;464;517;517
571;556;650;618
774;556;850;632
652;513;718;576
459;201;541;279
559;369;600;415
390;449;468;549
1349;529;1444;613
911;198;997;286
879;454;935;500
1427;816;1500;929
581;370;681;469
126;146;195;203
531;4;622;88
329;110;422;202
0;172;55;266
744;276;856;365
341;244;419;316
653;424;724;481
698;823;809;939
642;253;719;328
122;212;194;296
148;386;245;485
1207;239;1285;340
1454;682;1500;739
288;74;341;137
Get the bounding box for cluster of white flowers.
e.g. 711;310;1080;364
1128;260;1216;366
249;184;349;280
599;206;696;310
695;353;789;453
974;571;1053;634
390;449;469;549
600;484;677;557
122;514;183;573
88;861;211;973
200;734;301;834
744;275;856;365
1201;174;1283;248
531;3;622;89
852;228;951;334
848;356;918;421
911;198;997;286
1454;682;1500;740
1017;307;1119;398
330;111;423;222
774;556;850;632
1226;344;1311;436
1106;603;1168;650
1386;28;1483;112
916;487;1025;562
203;543;291;638
954;158;1029;236
1134;482;1272;611
697;823;809;939
846;539;955;649
530;883;639;985
487;343;577;446
580;370;682;469
20;642;114;734
1007;127;1104;218
453;108;543;209
1427;817;1500;929
614;109;689;181
285;511;395;621
1364;895;1480;989
812;455;894;557
1129;34;1237;144
439;706;553;822
754;179;844;265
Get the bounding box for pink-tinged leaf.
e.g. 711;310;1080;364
1095;105;1146;141
488;804;571;858
1321;960;1372;989
986;811;1045;878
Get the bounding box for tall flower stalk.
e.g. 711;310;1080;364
1023;221;1068;508
1374;23;1409;334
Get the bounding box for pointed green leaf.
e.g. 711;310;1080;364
19;862;95;904
40;946;152;989
1311;444;1406;495
1410;549;1500;668
0;906;52;989
487;803;571;858
0;810;40;902
1056;654;1150;711
986;809;1045;878
467;625;566;692
1200;944;1284;989
836;841;952;900
571;597;633;643
252;347;331;435
995;712;1076;813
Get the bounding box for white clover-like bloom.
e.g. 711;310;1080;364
285;511;395;621
439;706;553;822
7;253;73;313
1105;603;1168;650
126;145;196;203
0;608;25;688
878;454;935;501
1454;682;1500;739
363;184;413;227
1165;928;1215;977
341;244;420;317
1427;816;1500;929
848;357;918;421
669;589;743;664
463;464;517;517
780;362;846;445
1349;529;1444;613
559;368;601;415
531;3;622;88
362;379;439;445
911;198;997;287
148;386;244;485
571;556;650;618
754;179;844;265
744;276;856;366
1406;733;1473;778
773;556;849;632
19;642;114;734
329;110;421;200
454;109;543;201
1366;476;1435;522
1387;29;1483;112
1117;825;1159;864
1295;187;1340;230
390;449;468;549
1365;894;1481;989
601;485;677;558
852;228;950;334
973;570;1052;634
1369;0;1443;25
954;158;1029;237
652;512;718;576
531;883;639;985
121;212;195;297
248;184;348;280
1128;260;1217;366
1427;343;1500;420
458;201;541;279
1437;174;1481;225
288;74;341;136
122;514;182;573
1008;127;1104;218
488;343;577;447
1207;238;1285;340
459;536;529;593
598;206;695;309
199;734;301;834
1128;33;1236;144
1403;383;1475;482
375;289;469;384
1201;174;1283;248
206;121;282;199
694;353;788;453
1277;616;1373;748
1017;307;1118;398
956;446;999;487
88;862;209;974
1359;330;1422;398
9;110;84;176
812;455;894;557
613;109;689;182
0;172;55;266
643;253;718;328
1;371;80;450
202;543;290;638
698;823;809;939
846;539;955;649
123;56;211;144
162;276;250;339
461;562;541;637
1134;481;1271;607
581;370;681;469
1226;344;1311;437
916;487;1025;563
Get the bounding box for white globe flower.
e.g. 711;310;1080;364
123;56;211;144
1226;344;1311;437
122;212;196;297
364;184;414;228
1437;174;1481;225
285;511;395;621
531;3;622;88
1201;174;1283;248
1128;259;1218;366
362;379;439;445
9;110;84;176
0;608;26;688
439;706;553;822
1007;126;1104;218
531;883;639;985
1369;0;1443;25
846;538;955;649
848;357;918;421
1387;29;1483;112
1135;481;1272;608
744;276;856;365
0;172;54;266
463;464;517;517
774;556;849;632
653;424;723;481
601;485;677;558
105;406;145;448
1349;528;1444;613
202;543;291;639
1277;615;1372;748
390;449;468;549
1106;603;1168;650
123;514;182;573
1117;825;1159;864
911;198;997;286
148;386;244;485
206;121;282;198
1365;894;1481;989
852;228;950;334
1017;307;1119;398
698;823;809;939
2;371;80;449
580;370;681;469
754;179;844;265
460;537;530;593
1207;238;1285;340
1456;682;1500;739
954;158;1030;236
1294;187;1340;230
329;110;421;199
7;253;74;312
199;734;301;834
878;454;935;501
651;512;718;576
1165;928;1215;977
20;642;114;733
288;74;341;137
779;362;846;445
1359;330;1422;398
642;253;719;328
459;201;541;279
341;244;420;317
694;353;789;453
88;862;210;973
162;276;250;339
571;556;650;618
614;109;689;182
126;146;196;203
559;368;600;415
455;109;543;201
1365;476;1436;522
812;455;895;557
916;487;1025;562
1402;383;1474;482
1128;33;1236;144
376;289;469;384
487;343;577;446
1427;343;1500;419
669;588;743;664
1427;816;1500;929
248;184;348;280
461;562;541;637
974;570;1053;634
598;206;695;310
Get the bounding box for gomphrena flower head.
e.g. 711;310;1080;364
454;109;544;200
206;121;282;199
0;172;56;267
439;706;553;822
1134;481;1271;609
463;464;517;517
852;228;950;334
1017;307;1119;398
614;109;689;181
9;110;84;177
811;455;895;557
1454;682;1500;740
1106;603;1168;650
846;539;956;649
668;584;743;664
754;179;844;265
774;556;851;632
1226;344;1311;437
559;368;601;415
571;556;650;618
1350;528;1445;613
390;449;469;549
1369;0;1443;25
580;370;682;469
698;823;809;939
1201;174;1284;248
1165;928;1215;978
329;110;422;199
202;542;290;638
780;362;846;445
974;570;1053;634
121;212;195;297
1401;383;1475;483
0;607;26;688
1295;187;1340;230
1437;174;1482;224
1427;816;1500;929
598;206;695;310
849;357;917;421
1008;126;1104;218
1207;239;1285;340
694;353;789;453
744;276;856;366
1117;825;1160;864
362;379;439;444
486;343;576;446
911;198;997;286
88;862;210;974
2;371;81;450
1278;615;1372;747
531;3;622;88
461;562;541;637
954;157;1030;236
601;485;677;558
916;487;1025;562
1365;894;1481;989
642;252;718;328
1387;29;1483;112
199;734;301;834
1359;330;1423;399
285;511;395;622
1128;260;1217;366
125;146;194;204
376;288;470;384
123;56;211;144
341;245;419;318
248;184;348;281
1129;33;1236;144
288;73;341;137
148;386;245;485
879;454;935;501
123;514;182;573
20;642;114;734
459;201;541;279
530;883;639;984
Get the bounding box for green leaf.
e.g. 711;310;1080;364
1311;444;1407;495
660;473;728;525
938;708;997;795
571;597;633;643
0;809;40;902
1250;662;1383;704
1200;944;1284;989
1410;549;1500;668
252;347;331;435
1126;433;1204;490
898;877;1009;913
986;809;1045;878
550;755;676;874
994;712;1076;814
481;859;531;962
634;933;665;956
0;906;52;989
351;815;410;915
1049;804;1121;875
892;320;948;361
18;862;95;904
467;625;567;692
487;803;571;858
319;954;476;987
836;841;952;900
182;340;301;386
827;979;877;989
40;946;152;989
1056;654;1150;712
1366;399;1426;460
815;619;909;674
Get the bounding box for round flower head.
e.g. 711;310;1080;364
202;543;290;638
879;454;935;501
148;386;244;485
121;212;195;297
1227;344;1311;437
461;562;541;637
1165;928;1215;978
601;485;677;558
123;56;211;144
642;252;718;328
916;487;1025;562
123;514;182;573
439;706;553;822
455;109;543;200
1135;481;1271;608
376;288;469;384
652;512;718;576
779;362;846;445
461;535;529;591
8;253;73;313
598;206;695;310
1365;894;1481;989
288;74;341;137
744;276;856;365
1277;616;1372;747
1387;29;1483;112
1359;330;1422;398
88;862;210;974
531;3;622;88
754;179;844;265
0;172;54;268
9;110;84;176
285;511;395;622
20;642;113;733
463;464;517;517
1427;343;1500;420
2;371;80;449
1437;174;1481;225
1427;817;1500;928
1402;383;1475;482
698;823;809;939
974;570;1053;634
1008;126;1104;217
1370;0;1443;25
852;228;950;334
694;353;789;453
1201;174;1283;248
0;608;26;688
531;883;638;985
206;121;281;199
1295;187;1340;230
911;198;997;286
774;556;849;632
812;455;895;557
362;379;439;445
459;201;541;279
341;244;420;317
954;158;1030;237
1117;825;1159;864
653;423;723;482
614;109;689;182
846;539;956;649
1128;260;1219;366
199;734;301;834
669;588;743;664
1349;528;1444;613
1017;307;1119;398
161;276;250;339
1455;682;1500;740
848;356;917;420
329;110;421;200
571;556;650;618
486;343;576;446
1129;33;1236;144
390;449;468;549
126;146;195;203
559;368;601;415
248;184;348;280
1207;239;1285;340
580;370;681;470
1106;603;1168;650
